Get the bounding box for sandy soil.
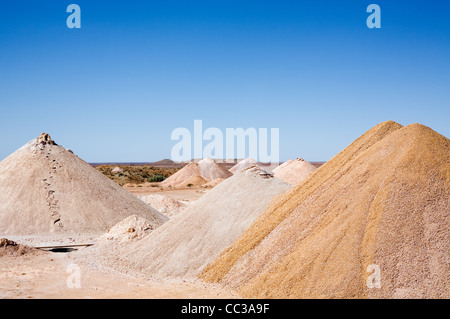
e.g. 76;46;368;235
124;185;209;202
0;183;236;299
0;244;238;299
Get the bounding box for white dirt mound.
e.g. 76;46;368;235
111;165;291;279
272;159;294;174
0;134;168;236
161;158;231;187
229;158;257;174
197;157;232;181
139;194;188;217
97;215;155;243
273;158;317;185
112;167;123;173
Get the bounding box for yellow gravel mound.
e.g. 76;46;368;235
201;121;449;299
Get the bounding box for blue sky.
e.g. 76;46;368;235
0;1;449;162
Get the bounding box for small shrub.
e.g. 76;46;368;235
95;165;181;186
148;175;166;183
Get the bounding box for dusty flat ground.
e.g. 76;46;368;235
0;184;225;299
0;244;238;299
124;184;209;202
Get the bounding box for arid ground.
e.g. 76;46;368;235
0;185;237;299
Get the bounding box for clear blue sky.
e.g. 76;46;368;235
1;1;449;162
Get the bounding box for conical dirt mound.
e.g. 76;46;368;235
273;158;317;185
272;159;294;174
161;158;231;187
97;215;156;243
0;134;168;236
198;158;232;181
184;175;207;187
112;165;291;279
201;121;450;299
229;158;258;174
160;162;201;187
139;194;187;217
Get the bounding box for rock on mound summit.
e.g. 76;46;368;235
0;133;168;236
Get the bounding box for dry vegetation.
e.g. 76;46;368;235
96;165;181;186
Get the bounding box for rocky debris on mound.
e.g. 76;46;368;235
37;133;57;146
139;194;187;217
98;215;155;243
0;238;17;248
0;238;38;257
229;158;258;174
241;165;274;179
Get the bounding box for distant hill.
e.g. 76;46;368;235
148;159;186;168
89;159;186;168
